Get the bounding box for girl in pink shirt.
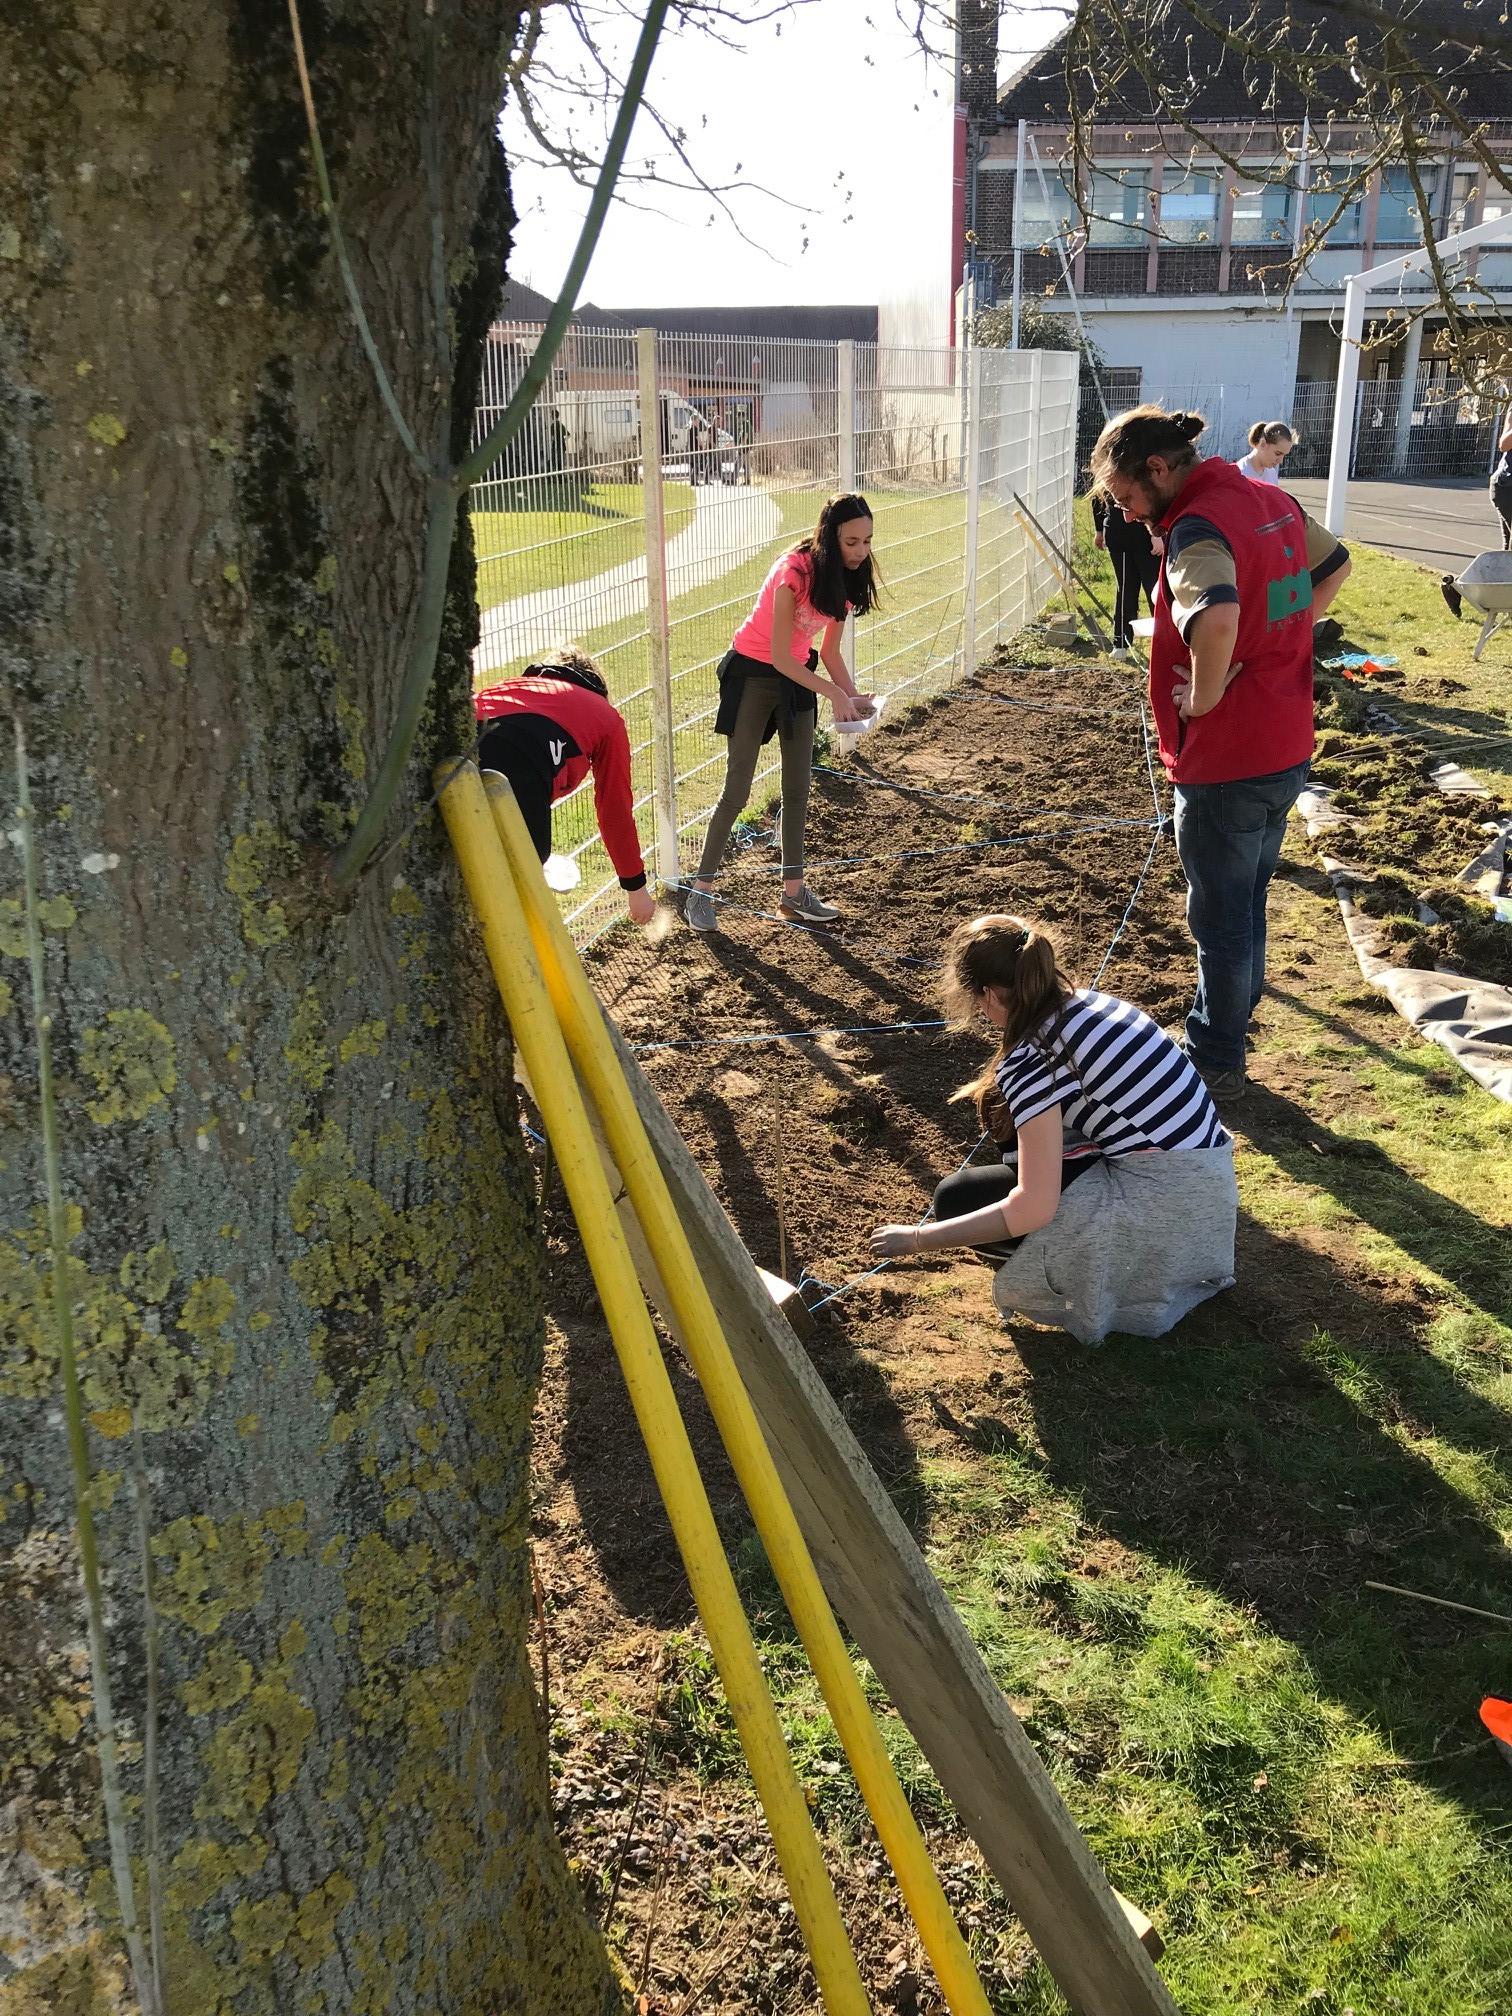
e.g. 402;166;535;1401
683;493;879;933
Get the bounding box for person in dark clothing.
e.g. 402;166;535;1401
474;647;657;925
1492;412;1512;550
1091;486;1161;654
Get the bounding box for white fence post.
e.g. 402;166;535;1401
838;339;859;677
961;346;982;679
1026;348;1045;610
637;326;679;888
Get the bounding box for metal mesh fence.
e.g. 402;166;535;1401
468;323;1079;943
1072;368;1501;490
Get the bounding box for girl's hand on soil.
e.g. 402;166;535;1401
625;886;657;926
832;690;867;723
870;1223;922;1258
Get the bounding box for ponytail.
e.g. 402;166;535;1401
1091;403;1206;485
941;914;1073;1127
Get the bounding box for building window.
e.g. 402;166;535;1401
1087;169;1151;246
1303;171;1365;245
1161;169;1219;245
1448;165;1480;232
1016;167;1077;249
1484;168;1512;224
1375;165;1441;244
1231;174;1294;245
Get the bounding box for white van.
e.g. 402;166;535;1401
556;389;703;472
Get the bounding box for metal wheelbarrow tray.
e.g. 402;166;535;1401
1456;551;1512;661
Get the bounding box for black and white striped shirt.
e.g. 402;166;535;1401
995;990;1230;1157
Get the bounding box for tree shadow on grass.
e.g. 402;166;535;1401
984;1202;1512;1829
1231;1081;1512;1326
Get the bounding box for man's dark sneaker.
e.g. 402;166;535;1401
1440;574;1463;619
1194;1060;1249;1102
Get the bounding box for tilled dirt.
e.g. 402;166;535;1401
529;652;1202;2011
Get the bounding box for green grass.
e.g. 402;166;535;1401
471;479;694;614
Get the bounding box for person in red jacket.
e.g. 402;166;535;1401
1090;406;1351;1099
474;648;656;925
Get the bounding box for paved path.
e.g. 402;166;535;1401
473;475;782;677
1287;475;1501;578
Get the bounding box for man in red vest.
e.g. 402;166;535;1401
1091;407;1351;1099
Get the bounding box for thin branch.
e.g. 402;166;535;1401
285;0;430;475
15;719;162;2016
131;1426;167;2011
329;0;672;891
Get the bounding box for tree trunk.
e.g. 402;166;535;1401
0;5;616;2009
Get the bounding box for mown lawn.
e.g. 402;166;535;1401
471;479;694;614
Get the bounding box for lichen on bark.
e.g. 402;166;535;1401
0;4;616;2009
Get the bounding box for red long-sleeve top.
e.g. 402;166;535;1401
474;676;646;887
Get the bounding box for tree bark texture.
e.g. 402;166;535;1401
0;5;616;2010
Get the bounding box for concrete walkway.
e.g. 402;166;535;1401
473;474;782;678
1287;475;1501;577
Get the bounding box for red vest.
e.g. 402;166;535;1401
1149;459;1315;786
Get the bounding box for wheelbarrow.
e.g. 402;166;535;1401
1454;551;1512;662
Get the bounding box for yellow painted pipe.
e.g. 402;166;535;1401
437;763;870;2016
484;772;994;2016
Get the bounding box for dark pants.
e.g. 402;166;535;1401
1109;541;1159;647
1493;476;1512;552
932;1154;1103;1257
1173;761;1309;1072
476;716;560;863
697;670;815;881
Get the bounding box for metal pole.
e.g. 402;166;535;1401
1288;113;1311;332
1325;277;1365;534
837;338;859;680
1391;314;1426;476
962;345;982;676
1028;134;1108;420
637;327;679;887
1011;118;1027;349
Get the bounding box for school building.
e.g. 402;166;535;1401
951;0;1512;477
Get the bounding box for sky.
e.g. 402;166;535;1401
504;2;1061;312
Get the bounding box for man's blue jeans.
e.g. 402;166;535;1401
1172;762;1309;1072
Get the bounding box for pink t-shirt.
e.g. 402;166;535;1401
732;550;846;666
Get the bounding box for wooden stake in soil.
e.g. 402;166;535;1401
772;1096;789;1284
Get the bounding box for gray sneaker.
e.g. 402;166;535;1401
683;885;721;933
779;883;840;924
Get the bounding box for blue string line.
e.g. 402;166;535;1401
812;765;1108;816
801;1128;995;1314
671;889;936;967
727;815;1160;877
957;689;1143;719
631;1016;949;1056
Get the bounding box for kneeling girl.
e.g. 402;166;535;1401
870;916;1237;1344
